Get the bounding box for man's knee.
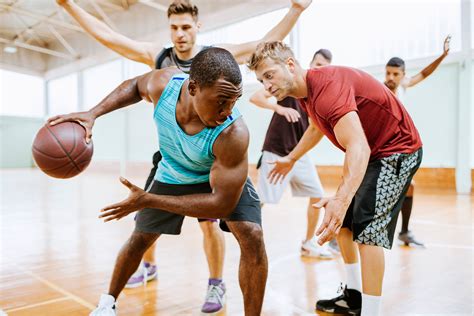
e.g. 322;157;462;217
231;222;266;259
127;231;159;255
199;220;220;236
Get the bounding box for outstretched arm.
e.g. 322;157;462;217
57;0;159;67
48;68;178;142
100;119;250;221
404;35;451;88
218;0;312;64
249;88;301;123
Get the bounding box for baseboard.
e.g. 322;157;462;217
250;164;473;191
86;161;472;191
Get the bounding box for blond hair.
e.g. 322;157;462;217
247;41;296;71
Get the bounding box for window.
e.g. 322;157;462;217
298;0;461;67
0;69;44;117
47;73;78;116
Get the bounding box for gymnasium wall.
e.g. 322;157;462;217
0;60;472;170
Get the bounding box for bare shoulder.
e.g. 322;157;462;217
148;67;183;104
213;118;249;164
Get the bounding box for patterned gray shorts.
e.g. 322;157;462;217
342;148;422;249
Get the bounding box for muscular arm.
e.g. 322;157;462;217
332;112;371;208
48;68;179;140
404;35;450;88
313;111;370;244
218;0;311;64
57;0;159;67
100;119;250;220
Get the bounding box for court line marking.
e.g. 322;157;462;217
4;297;70;312
21;270;95;310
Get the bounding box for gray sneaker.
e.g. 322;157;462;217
398;231;425;247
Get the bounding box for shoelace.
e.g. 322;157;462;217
205;285;224;305
336;282;345;294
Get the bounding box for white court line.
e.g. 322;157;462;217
21;270;95;310
4;297;70;312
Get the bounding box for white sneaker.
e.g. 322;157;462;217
301;238;334;259
90;294;117;316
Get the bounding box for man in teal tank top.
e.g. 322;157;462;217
48;48;266;316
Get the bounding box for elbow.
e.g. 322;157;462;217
211;196;238;219
361;142;371;163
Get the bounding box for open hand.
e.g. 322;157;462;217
99;177;149;222
314;197;348;245
267;155;296;184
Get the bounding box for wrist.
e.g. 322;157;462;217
287;153;298;162
290;5;305;14
89;108;100;120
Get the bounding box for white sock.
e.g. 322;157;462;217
361;293;381;316
345;263;362;291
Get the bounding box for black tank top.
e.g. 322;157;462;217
155;45;212;71
262;97;309;156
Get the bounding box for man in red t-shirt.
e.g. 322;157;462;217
248;41;423;316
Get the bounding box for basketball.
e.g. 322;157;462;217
32;121;94;179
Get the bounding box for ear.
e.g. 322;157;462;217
286;57;297;73
196;20;202;31
188;79;198;96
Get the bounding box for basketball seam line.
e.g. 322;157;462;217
72;140;92;163
45;124;81;172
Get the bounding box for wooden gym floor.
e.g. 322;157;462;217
0;167;472;315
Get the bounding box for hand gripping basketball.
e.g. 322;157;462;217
48;111;95;144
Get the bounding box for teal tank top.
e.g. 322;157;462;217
153;74;241;184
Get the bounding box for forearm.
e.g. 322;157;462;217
262;5;305;41
250;98;278;111
334;144;370;208
143;192;236;219
61;1;114;44
287;124;323;161
420;53;447;78
89;78;142;119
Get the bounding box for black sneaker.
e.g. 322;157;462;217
315;284;361;315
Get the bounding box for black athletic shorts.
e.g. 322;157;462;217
342;148;422;249
135;178;261;235
143;150;217;223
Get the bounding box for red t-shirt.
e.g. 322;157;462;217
299;66;422;160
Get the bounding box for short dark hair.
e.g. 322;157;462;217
386;57;405;71
312;49;332;63
190;47;242;88
167;0;199;20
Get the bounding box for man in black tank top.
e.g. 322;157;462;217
57;0;312;313
250;49;335;259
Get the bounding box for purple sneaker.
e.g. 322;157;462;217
201;280;226;314
125;262;157;288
